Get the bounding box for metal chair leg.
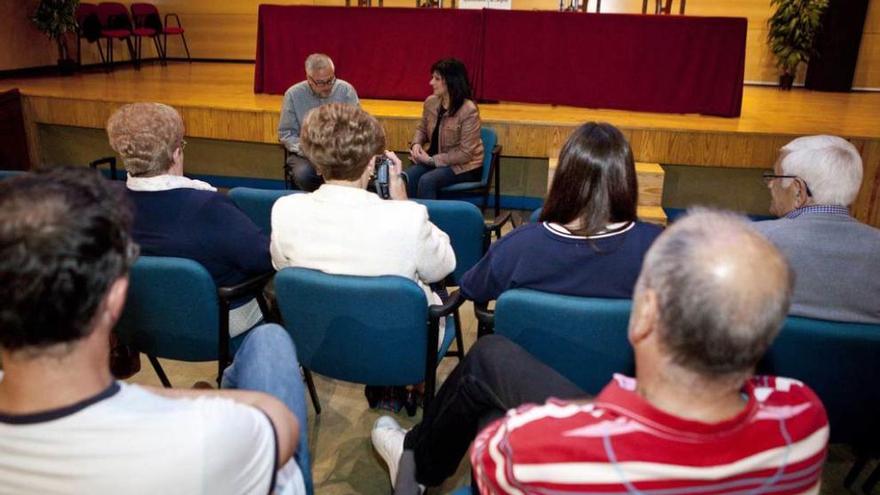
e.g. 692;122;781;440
452;307;465;360
180;33;191;61
152;36;165;65
845;457;868;489
147;355;172;388
864;463;880;494
302;367;321;415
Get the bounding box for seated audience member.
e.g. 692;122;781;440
271;103;455;411
107;102;272;337
755;135;880;324
460;122;662;304
406;58;484;199
0;168;308;494
372;210;829;494
279;53;359;192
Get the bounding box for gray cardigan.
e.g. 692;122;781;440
753;211;880;324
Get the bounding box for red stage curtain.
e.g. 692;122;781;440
479;10;747;117
255;5;484;100
255;6;747;117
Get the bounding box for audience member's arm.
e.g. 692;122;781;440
459;243;507;304
414;207;456;284
410;100;431;162
433;103;482;168
146;386;299;465
199;195;274;276
278;90;302;152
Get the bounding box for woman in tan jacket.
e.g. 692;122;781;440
406;58;484;199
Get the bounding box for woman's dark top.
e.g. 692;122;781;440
460;221;663;303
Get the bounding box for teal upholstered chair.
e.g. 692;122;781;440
274;267;464;413
493;289;634;395
228;187;300;234
438;127;502;217
115;256;272;386
757;315;880;492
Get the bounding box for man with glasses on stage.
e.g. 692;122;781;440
756;135;880;324
279;53;360;191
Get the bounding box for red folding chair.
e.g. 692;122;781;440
130;3;166;65
161;9;191;61
76;3;106;66
96;2;138;69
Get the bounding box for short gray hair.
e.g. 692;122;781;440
637;208;793;377
778;135;863;206
305;53;334;75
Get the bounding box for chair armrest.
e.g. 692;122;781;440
474;302;495;326
89;156;118;181
485;211;512;233
428;290;466;320
217;271;274;302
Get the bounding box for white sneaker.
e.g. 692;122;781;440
372;415;407;488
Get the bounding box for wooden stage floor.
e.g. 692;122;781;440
3;61;879;225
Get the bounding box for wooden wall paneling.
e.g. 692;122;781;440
0;1;58;70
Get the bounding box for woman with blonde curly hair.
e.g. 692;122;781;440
107;102;272;337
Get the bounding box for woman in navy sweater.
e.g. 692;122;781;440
460;122;662;303
107;103;272;337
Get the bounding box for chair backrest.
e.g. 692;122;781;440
0;170;25;180
130;2;162;30
130;2;159;17
274;267;429;385
76;2;100;25
494;289;634;394
529;207;542;224
757;316;880;446
413;199;485;283
115;256;221;362
97;2;132;29
227;187;300;234
479;127;498;186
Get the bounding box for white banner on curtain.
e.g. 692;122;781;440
458;0;511;10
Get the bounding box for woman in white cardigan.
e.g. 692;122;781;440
270;103;456;412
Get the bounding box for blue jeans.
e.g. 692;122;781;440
404;163;482;199
222;323;312;494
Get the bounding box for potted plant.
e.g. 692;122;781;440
767;0;828;90
31;0;80;74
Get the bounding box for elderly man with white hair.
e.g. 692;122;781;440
279;53;359;191
755;135;880;324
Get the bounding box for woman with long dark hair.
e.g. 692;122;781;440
406;58;484;199
460;122;663;303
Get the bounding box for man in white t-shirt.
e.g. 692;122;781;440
0;168;307;495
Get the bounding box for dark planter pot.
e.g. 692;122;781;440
779;73;795;90
57;58;77;76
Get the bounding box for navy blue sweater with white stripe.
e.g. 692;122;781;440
460;221;662;303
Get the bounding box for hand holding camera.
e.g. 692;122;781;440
373;151;407;200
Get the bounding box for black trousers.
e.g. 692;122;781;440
398;335;586;491
285;153;324;192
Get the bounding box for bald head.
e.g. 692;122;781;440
635;209;793;377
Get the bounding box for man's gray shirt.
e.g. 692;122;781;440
753;211;880;324
278;79;359;152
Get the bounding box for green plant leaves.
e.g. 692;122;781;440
766;0;829;73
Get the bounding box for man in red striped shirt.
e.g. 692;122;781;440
372;209;829;494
